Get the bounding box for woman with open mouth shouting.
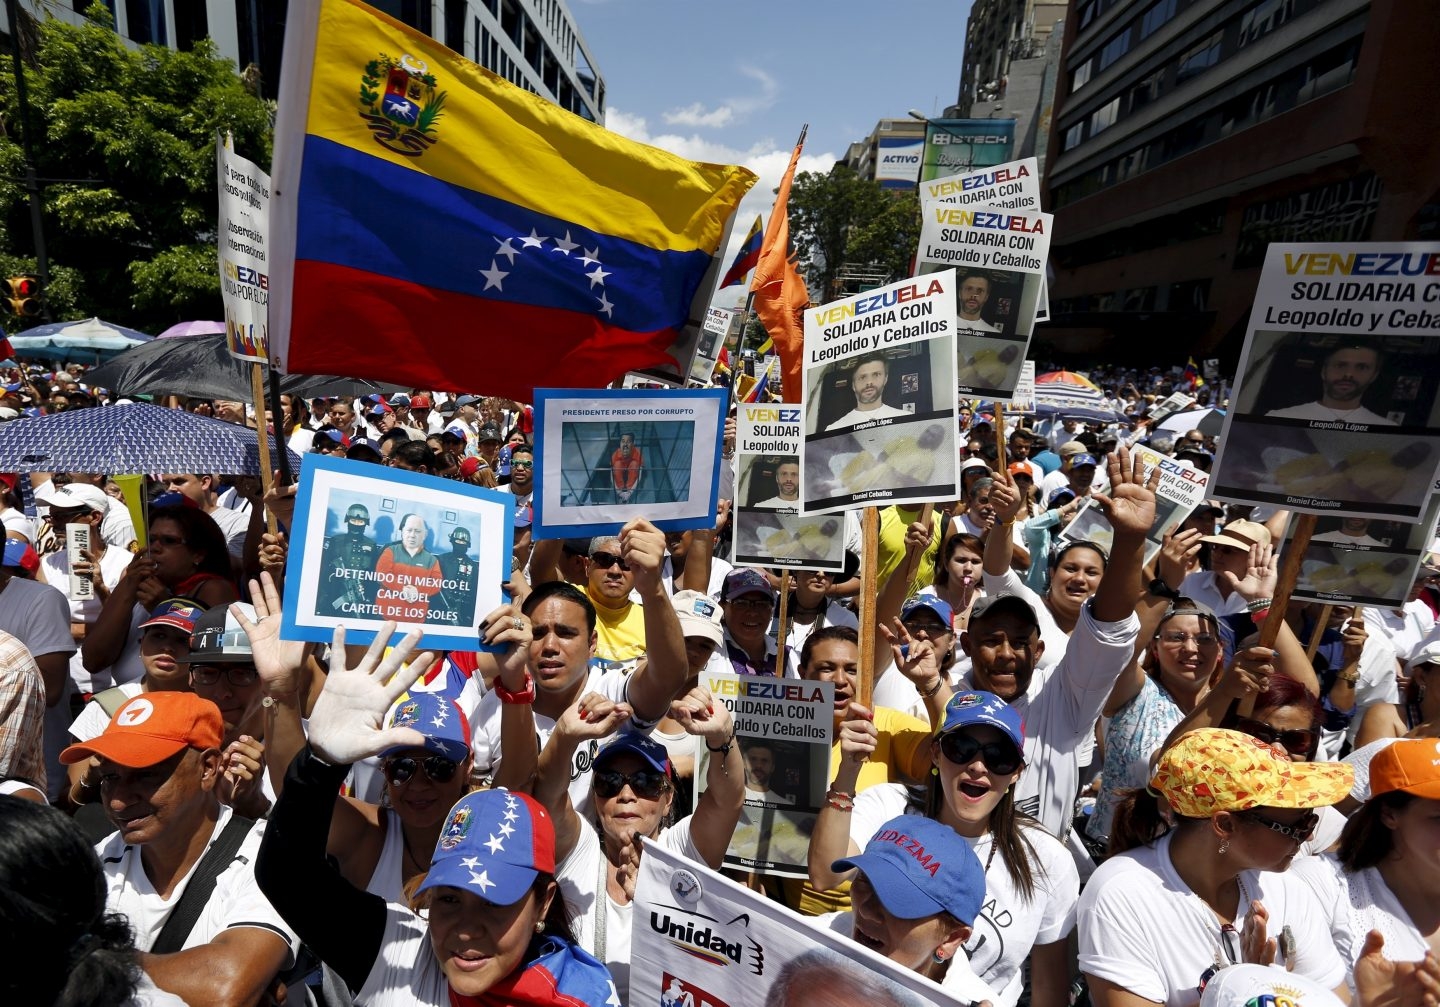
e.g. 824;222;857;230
809;688;1080;1007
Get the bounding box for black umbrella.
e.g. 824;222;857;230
86;333;408;401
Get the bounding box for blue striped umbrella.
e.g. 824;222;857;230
0;402;301;474
6;317;153;363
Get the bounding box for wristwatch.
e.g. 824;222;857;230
493;672;536;705
1148;577;1181;601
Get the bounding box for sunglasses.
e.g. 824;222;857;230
149;533;187;548
511;460;534;469
590;551;630;571
1232;716;1318;759
902;618;951;637
190;665;259;687
1158;631;1218;647
939;732;1022;775
383;754;460;786
593;768;670;800
1240;809;1318;843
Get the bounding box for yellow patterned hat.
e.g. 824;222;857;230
1149;728;1353;818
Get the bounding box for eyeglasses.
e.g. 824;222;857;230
150;533;187;548
1158;631;1218;647
1240;809;1318;843
1232;716;1319;759
190;665;259;687
902;618;952;637
383;754;460;786
939;732;1022;775
593;768;670;800
511;460;533;469
728;596;773;612
590;551;629;571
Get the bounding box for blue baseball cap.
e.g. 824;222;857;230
594;730;671;776
418;789;555;906
382;692;472;764
938;690;1024;752
833;814;986;923
1046;486;1077;508
1070;453;1099;468
901;595;954;629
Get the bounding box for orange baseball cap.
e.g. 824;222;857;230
61;692;223;768
1368;739;1440;800
1149;728;1352;818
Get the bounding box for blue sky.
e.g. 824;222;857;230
571;0;975;307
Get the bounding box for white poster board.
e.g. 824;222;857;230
216;138;271;362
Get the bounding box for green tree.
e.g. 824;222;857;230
787;166;919;299
0;4;272;331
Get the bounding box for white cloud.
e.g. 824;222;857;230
605;107;837;308
661;64;779;131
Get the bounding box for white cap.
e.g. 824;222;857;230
1406;638;1440;672
671;590;723;647
34;482;109;514
1200;964;1342;1007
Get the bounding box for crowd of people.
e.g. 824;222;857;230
0;356;1438;1007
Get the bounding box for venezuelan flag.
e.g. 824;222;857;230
719;215;763;288
269;0;756;399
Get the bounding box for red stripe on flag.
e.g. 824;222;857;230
286;262;679;399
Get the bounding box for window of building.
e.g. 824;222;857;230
1071;58;1093;92
1126;68;1165;114
444;0;465;52
1238;0;1302;47
1063;121;1086;151
1140;0;1178;38
1098;28;1132;70
1176;30;1222;82
499;0;523;46
1090;96;1121;135
125;0;166;45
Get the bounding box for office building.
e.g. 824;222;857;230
840;118;928;190
28;0;604;119
1040;0;1439;358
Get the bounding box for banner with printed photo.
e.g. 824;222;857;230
1286;496;1440;608
1211;243;1440;520
1147;391;1197;426
1059;446;1209;566
800;273;960;513
216;138;271;362
532;387;725;537
699;671;832;878
919;157;1040;213
633;843;974;1007
733;403;846;572
920;117;1016;183
691;307;735;382
282;454;513;650
916;206;1052;401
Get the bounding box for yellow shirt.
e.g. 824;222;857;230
877;505;946;600
787;705;934;915
587;588;647;668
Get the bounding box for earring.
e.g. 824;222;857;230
931;766;939;777
932;950;949;965
534;921;545;934
1218;839;1229;855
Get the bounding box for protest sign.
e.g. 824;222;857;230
1059;446;1208;565
1010;360;1037;414
700;670;832;877
733;403;845;572
800;272;960;513
1147;391;1196;426
282;454;513;650
1211;243;1440;520
1287;496;1440;608
691;307;735;383
216;138;271;363
532;387;725;537
919;157;1040;212
633;843;977;1007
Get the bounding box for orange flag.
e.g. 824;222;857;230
750;127;809;401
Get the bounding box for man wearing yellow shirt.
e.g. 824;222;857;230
585;534;648;673
785;623;953;914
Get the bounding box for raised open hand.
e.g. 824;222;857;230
1093;447;1159;538
306;623;435;765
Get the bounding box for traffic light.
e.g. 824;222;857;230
5;276;41;317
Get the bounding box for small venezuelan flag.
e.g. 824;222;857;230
268;0;756;398
719;215;763;288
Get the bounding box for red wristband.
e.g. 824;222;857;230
493;672;535;705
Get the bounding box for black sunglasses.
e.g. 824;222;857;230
593;768;669;800
190;665;259;687
590;551;630;571
1240;809;1318;843
1232;716;1318;759
939;732;1021;775
383;754;460;786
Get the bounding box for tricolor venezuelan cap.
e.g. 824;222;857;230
60;692;223;767
939;690;1024;751
594;730;671;777
833;814;985;923
382;692;471;764
140;597;204;635
1199;964;1344;1007
418;789;556;906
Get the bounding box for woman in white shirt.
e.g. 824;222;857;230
1079;728;1353;1007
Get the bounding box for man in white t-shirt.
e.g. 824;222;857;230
1313;517;1387;548
956;272;1003;333
158;473;251;560
825;354;910;432
60;691;298;1005
1266;342;1395;426
740;738;793;805
754;457;801;510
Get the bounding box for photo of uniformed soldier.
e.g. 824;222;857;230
318;502;378;614
433;525;479;627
